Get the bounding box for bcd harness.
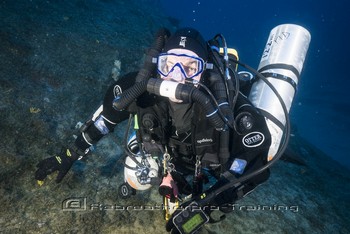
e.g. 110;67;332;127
135;93;229;179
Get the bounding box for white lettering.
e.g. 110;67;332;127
196;138;213;144
179;37;187;47
244;134;262;145
242;132;265;148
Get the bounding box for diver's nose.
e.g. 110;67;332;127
168;66;185;83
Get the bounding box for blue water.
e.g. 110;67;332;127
161;0;350;169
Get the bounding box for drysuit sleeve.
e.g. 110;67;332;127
102;72;139;123
203;94;272;208
74;72;139;152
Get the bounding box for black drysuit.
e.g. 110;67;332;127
75;71;272;207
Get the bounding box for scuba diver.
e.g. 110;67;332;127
35;26;310;234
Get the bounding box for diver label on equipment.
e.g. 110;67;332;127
261;31;291;62
242;132;265;148
261;34;274;61
196;138;213;144
230;158;247;175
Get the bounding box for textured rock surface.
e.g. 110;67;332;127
0;1;349;233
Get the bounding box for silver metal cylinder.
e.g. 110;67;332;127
249;24;311;127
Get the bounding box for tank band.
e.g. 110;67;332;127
258;63;300;78
261;72;297;93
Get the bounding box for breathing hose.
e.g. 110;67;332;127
113;28;170;110
146;78;226;130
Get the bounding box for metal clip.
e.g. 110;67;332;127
163;147;175;173
195;155;202;176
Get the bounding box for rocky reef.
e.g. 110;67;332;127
0;0;349;233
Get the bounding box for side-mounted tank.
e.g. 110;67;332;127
249;24;311;160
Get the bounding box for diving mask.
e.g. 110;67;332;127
157;51;204;82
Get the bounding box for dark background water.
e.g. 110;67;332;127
160;0;350;169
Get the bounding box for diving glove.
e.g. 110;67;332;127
35;147;81;184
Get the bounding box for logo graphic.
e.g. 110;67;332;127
179;37;187;47
113;85;122;97
242;132;265;148
62;197;87;211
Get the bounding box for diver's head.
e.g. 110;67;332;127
157;28;208;85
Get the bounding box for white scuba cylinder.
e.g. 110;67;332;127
249;24;311;161
123;133;160;191
124;155;159;190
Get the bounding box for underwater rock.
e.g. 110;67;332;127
111;59;122;81
0;0;349;233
